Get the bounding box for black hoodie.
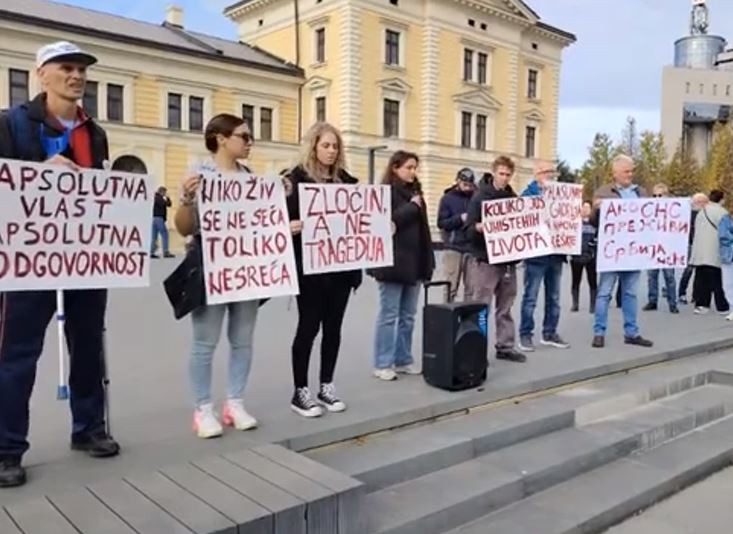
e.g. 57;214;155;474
465;173;518;265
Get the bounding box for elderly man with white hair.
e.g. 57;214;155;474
590;154;653;349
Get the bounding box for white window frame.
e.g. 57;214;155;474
236;96;280;142
461;39;494;86
382;28;405;68
379;83;408;139
313;26;327;65
159;84;212;131
524;122;540;159
455;108;496;151
527;67;541;101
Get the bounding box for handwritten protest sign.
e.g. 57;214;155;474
482;196;552;263
198;171;298;305
544;182;583;255
299;183;393;274
597;198;691;272
0;158;154;291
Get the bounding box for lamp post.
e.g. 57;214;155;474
367;145;388;184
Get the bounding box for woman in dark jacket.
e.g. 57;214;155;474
286;122;361;417
570;200;598;313
369;150;435;381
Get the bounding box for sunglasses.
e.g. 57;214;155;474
653;194;663;198
231;132;253;144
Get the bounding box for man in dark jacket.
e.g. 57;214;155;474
151;186;174;258
437;167;475;301
0;41;120;488
518;161;571;352
465;156;526;363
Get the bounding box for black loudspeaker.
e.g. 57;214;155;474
422;282;488;391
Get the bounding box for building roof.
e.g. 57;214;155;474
0;0;303;77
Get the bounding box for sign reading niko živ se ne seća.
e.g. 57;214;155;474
597;198;691;272
298;183;393;274
0;158;154;291
198;171;299;305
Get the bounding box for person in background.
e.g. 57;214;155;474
691;189;729;315
370;151;435;381
151;186;174;259
718;209;733;321
679;193;708;305
175;114;259;438
465;156;527;363
0;41;120;488
437;167;475;301
518;160;570;352
286;122;361;417
570;200;597;313
643;183;679;314
591;155;653;349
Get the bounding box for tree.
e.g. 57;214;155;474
578;133;615;199
617;116;640;159
663;143;700;196
703;122;733;206
634;130;667;190
556;160;576;183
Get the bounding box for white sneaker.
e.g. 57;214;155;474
291;387;324;418
395;364;421;375
694;307;710;315
192;403;223;439
221;399;258;431
373;368;398;381
726;312;733;322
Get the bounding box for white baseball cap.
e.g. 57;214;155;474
36;41;97;68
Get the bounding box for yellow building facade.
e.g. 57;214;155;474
0;1;304;210
225;0;574;215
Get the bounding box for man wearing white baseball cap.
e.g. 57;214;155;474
0;41;119;488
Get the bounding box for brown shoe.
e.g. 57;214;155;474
592;336;605;348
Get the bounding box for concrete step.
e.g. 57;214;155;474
365;384;733;534
450;415;733;534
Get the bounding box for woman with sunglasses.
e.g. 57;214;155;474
175;113;259;438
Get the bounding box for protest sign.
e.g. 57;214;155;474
596;198;691;272
0;158;154;291
299;183;393;274
544;182;583;255
482;196;552;263
198;171;298;305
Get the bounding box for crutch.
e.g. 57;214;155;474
56;290;69;400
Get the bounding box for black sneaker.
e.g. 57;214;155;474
592;336;605;348
670;306;680;314
164;253;175;258
517;335;535;352
625;335;653;347
540;333;570;349
317;383;347;413
496;349;527;363
150;253;159;259
71;432;120;458
291;387;324;418
679;296;688;305
0;457;26;488
643;303;657;311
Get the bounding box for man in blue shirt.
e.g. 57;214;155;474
518;161;570;352
591;155;653;349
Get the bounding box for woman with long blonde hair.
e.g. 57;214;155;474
285;122;361;417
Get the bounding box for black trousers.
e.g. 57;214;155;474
292;281;352;389
693;265;729;311
570;259;597;308
679;265;694;298
0;289;107;459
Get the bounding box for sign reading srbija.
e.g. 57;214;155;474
597;198;691;272
198;171;298;305
0;158;154;291
482;196;553;263
299;183;393;274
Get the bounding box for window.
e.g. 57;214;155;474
107;84;124;122
527;69;538;99
260;107;272;141
476;114;487;150
686;82;691;94
480;22;487;30
389;0;398;5
315;28;326;63
700;83;704;95
9;69;29;107
713;84;718;96
82;81;98;118
461;112;472;148
468;19;475;27
463;49;473;81
167;93;182;130
242;104;254;131
385;30;400;65
383;98;400;137
727;85;731;96
316;96;326;122
531;42;538;50
478;53;488;85
189;96;204;131
525;125;537;158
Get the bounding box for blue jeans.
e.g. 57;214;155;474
189;300;258;407
151;216;169;255
648;269;677;307
374;282;420;369
519;261;562;338
594;271;640;337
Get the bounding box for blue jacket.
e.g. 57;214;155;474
437;185;473;252
719;214;733;264
521;179;565;264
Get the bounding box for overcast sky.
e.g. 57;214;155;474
64;0;733;168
